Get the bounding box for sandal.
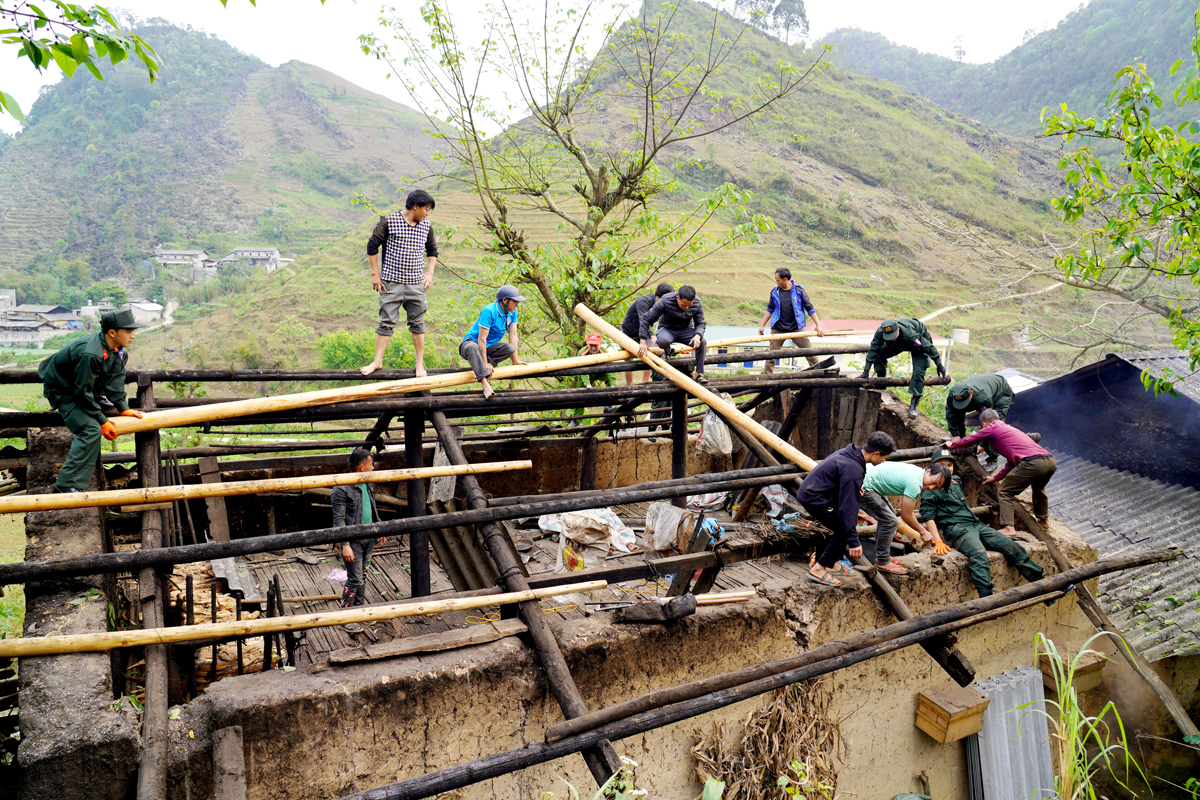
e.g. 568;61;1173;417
809;553;852;575
878;559;909;575
807;569;842;587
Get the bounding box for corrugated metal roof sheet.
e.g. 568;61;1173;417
1116;349;1200;405
1048;450;1200;661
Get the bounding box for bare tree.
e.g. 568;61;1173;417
361;0;828;354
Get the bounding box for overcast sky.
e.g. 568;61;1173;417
0;0;1088;136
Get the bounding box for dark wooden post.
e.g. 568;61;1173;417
134;376;169;800
816;388;832;457
670;389;687;508
405;409;429;597
428;410;622;787
579;438;597;491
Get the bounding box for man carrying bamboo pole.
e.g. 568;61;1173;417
797;431;894;586
37;309;145;493
362;189;438;377
460;285;528;400
920;446;1044;598
757;267;825;371
332;449;386;630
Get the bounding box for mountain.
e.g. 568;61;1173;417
0;23;435;287
820;0;1196;137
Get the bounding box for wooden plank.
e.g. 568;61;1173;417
329;619;527;665
199;457;231;542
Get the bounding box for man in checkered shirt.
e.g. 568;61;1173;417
362;189;438;376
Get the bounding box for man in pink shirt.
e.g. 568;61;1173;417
948;409;1056;536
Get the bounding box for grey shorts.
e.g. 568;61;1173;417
376;281;427;336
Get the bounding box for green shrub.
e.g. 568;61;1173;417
317;328;414;370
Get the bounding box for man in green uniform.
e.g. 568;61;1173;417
860;318;946;419
37;309;145;493
920;448;1043;598
945;373;1015;464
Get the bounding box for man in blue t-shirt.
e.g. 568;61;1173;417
460;285;528;399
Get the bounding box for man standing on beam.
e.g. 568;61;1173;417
362;189;438;377
860;318;946;419
37;309;145;493
460;285;528;400
948;408;1057;536
797;431;895;586
638;285;709;384
757;267;825;371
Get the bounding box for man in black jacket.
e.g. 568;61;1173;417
638;285;709;384
796;431;895;585
331;449;386;627
620;282;672;386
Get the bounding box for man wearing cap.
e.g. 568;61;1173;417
946;374;1015;464
362;189;438;378
620;282;672;386
757;267;825;372
861;318;946;419
920;443;1044;598
37;310;145;493
949;408;1056;536
638;285;709;384
859;460;951;574
460;285;528;400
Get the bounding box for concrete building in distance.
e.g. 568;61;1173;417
126;301;164;326
0;290;16;312
153;248;215;282
218;246;286;273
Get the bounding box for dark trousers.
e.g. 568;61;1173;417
656;328;706;375
859;490;899;567
873;352;931;398
56;402;103;491
763;328;819;373
801;501;858;569
998;456;1057;525
943;521;1043;597
459;339;515;381
340;539;377;607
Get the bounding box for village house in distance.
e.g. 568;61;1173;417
152;245;290;282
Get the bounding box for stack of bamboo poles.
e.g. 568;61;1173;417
167;563;272;687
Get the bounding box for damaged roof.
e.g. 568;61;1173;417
1117;349;1200;405
1047;450;1200;661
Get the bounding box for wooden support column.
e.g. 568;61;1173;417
428;410;622;787
405;408;429;597
198;456;230;541
816;388;832;457
733;387;814;522
362;412;396;452
135;378;169;800
212;726;248;800
670;389;688;508
579;438;597;491
963;455;1199;736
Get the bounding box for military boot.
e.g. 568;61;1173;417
907;395;920;419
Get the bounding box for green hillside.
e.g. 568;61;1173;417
121;5;1171;384
821;0;1196;137
0;23;435;301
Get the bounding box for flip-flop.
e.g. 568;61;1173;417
878;560;909;575
807;570;841;587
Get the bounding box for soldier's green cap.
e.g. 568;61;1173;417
931;446;955;464
950;383;974;410
880;319;901;340
100;309;145;330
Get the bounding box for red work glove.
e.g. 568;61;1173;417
101;421;118;441
933;540;951;556
120;409;144;419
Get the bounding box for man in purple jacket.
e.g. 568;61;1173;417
949;409;1056;536
797;431;895;586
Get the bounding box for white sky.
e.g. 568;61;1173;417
0;0;1088;136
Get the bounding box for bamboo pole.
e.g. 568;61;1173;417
0;581;608;657
674;328;870;352
0;461;533;514
108;350;640;436
575;304;819;471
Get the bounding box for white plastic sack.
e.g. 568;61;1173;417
561;508;636;553
695;405;732;456
760;483;790;517
687;491;728;512
644;501;697;553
